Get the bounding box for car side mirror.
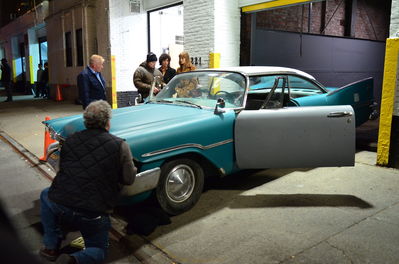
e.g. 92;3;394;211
214;98;226;114
135;94;142;105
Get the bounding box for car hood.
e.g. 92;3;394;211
44;103;236;162
45;103;210;138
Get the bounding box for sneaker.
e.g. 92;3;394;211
39;247;59;261
56;254;77;264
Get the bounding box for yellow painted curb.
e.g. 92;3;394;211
242;0;316;13
111;55;118;109
377;38;399;166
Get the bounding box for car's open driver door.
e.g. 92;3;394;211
235;105;355;169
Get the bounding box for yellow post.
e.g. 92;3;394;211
12;59;17;82
111;55;118;109
377;38;399;166
29;56;34;84
209;53;220;68
209;53;221;95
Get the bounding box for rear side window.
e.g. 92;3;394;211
289;76;323;92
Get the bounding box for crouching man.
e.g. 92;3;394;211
39;100;137;264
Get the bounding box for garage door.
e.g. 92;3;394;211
251;29;385;104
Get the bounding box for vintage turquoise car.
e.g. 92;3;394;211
44;66;373;215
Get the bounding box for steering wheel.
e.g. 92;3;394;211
213;90;234;102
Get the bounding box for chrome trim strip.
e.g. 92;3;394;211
45;142;60;161
142;139;234;158
120;167;161;196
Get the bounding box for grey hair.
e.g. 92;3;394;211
89;54;104;66
83;100;112;129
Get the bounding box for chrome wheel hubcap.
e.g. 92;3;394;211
166;164;195;203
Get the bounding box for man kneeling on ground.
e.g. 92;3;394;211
39;100;137;264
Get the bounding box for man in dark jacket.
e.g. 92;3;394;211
78;55;106;109
39;100;137;264
41;62;49;98
133;52;163;101
1;58;12;102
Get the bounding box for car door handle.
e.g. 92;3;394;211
327;111;353;118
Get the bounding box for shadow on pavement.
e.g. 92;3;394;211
227;193;373;209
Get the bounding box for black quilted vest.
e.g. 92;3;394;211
48;128;124;213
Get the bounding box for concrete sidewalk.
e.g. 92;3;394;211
1;94;398;264
0;94;82;158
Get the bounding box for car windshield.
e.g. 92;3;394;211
149;71;247;109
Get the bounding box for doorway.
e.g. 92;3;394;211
148;3;184;69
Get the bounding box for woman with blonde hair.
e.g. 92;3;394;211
176;51;196;73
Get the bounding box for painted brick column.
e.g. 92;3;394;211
377;0;399;168
183;0;240;68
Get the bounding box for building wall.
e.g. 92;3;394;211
44;0;112;101
388;0;399;167
250;0;389;40
109;0;147;93
214;0;241;67
109;0;241;107
392;0;399;117
0;1;48;87
144;0;181;10
184;0;240;68
183;0;215;68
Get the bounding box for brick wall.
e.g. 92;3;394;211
184;0;240;68
117;90;139;107
390;0;399;37
250;0;389;40
391;0;399;117
183;0;215;68
241;0;391;68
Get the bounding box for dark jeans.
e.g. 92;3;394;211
3;81;12;100
40;188;111;264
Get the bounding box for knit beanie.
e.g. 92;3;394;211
146;52;157;62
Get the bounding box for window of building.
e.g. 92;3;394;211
65;31;72;67
76;28;83;66
38;36;47;64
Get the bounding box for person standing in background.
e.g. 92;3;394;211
176;51;196;74
158;53;176;84
35;63;44;98
77;55;106;109
1;58;12;102
41;62;49;99
133;52;163;102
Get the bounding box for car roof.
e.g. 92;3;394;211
199;66;316;80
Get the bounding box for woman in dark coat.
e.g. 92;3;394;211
158;53;176;84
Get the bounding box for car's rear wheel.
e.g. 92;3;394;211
156;159;204;215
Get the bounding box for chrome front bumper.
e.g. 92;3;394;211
120;167;161;196
45;142;161;196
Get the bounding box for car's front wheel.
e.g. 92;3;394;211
156;158;204;215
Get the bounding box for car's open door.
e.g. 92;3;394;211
235;105;355;169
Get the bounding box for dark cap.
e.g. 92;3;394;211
146;52;157;62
